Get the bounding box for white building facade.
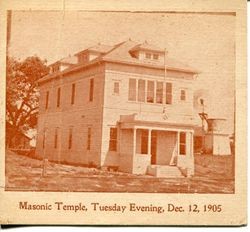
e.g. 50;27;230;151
36;40;198;177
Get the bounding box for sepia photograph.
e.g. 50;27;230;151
0;0;247;226
5;10;236;194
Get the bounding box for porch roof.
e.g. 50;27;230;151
119;119;195;132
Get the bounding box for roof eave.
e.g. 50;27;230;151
38;58;104;85
103;57;199;75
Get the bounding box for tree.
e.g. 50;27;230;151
6;56;49;147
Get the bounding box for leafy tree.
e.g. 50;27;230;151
6;56;49;147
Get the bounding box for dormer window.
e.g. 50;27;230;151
145;53;152;59
145;52;159;60
78;53;88;63
153;54;159;60
50;64;60;73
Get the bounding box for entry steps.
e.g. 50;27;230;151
147;165;185;178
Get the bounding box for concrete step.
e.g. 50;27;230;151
147;165;184;178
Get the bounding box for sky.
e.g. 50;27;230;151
8;11;235;134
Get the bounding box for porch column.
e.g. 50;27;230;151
190;132;194;157
177;131;180;155
133;128;137;156
148;129;152;155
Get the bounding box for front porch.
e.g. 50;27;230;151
119;119;194;178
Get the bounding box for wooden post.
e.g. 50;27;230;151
133;128;137;156
148;129;152;156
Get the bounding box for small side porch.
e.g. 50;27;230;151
119;119;194;178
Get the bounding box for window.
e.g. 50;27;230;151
141;130;148;154
45;91;49;109
147;80;155;103
109;128;117;151
138;79;145;102
153;54;159;60
166;83;172;104
89;78;94;102
68;128;73;149
57;87;61;107
71;83;76;105
113;82;120;95
87;128;91;150
52;65;59;73
42;129;46;149
128;78;136;101
156;82;163;104
180;89;186;101
54;128;58;149
145;53;151;59
179;132;186;155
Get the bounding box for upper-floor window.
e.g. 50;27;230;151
128;78;174;106
113;82;120;95
156;82;163;104
71;83;76;105
57;87;61;107
179;132;186;155
166;83;172;104
89;78;94;102
128;78;136;101
138;79;145;102
145;53;152;59
87;127;91;150
147;81;155;103
109;127;117;151
180;89;186;101
45;91;49;109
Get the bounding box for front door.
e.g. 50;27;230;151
151;130;157;164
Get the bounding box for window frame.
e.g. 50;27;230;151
45;91;49;109
141;129;149;154
89;78;94;102
138;79;146;102
145;52;152;59
87;127;91;150
165;82;172;104
57;87;61;108
54;128;58;149
71;83;76;105
153;54;159;60
68;127;73;149
109;127;118;152
147;80;155;103
113;81;120;95
180;89;186;101
156;81;163;104
128;78;137;101
179;132;186;155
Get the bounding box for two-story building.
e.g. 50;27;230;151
36;40;199;177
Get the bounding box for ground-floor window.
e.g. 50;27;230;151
87;128;91;150
42;129;46;149
54;128;58;149
68;128;73;149
179;132;186;155
141;129;148;154
109;127;117;151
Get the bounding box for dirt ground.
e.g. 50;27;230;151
5;150;234;193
